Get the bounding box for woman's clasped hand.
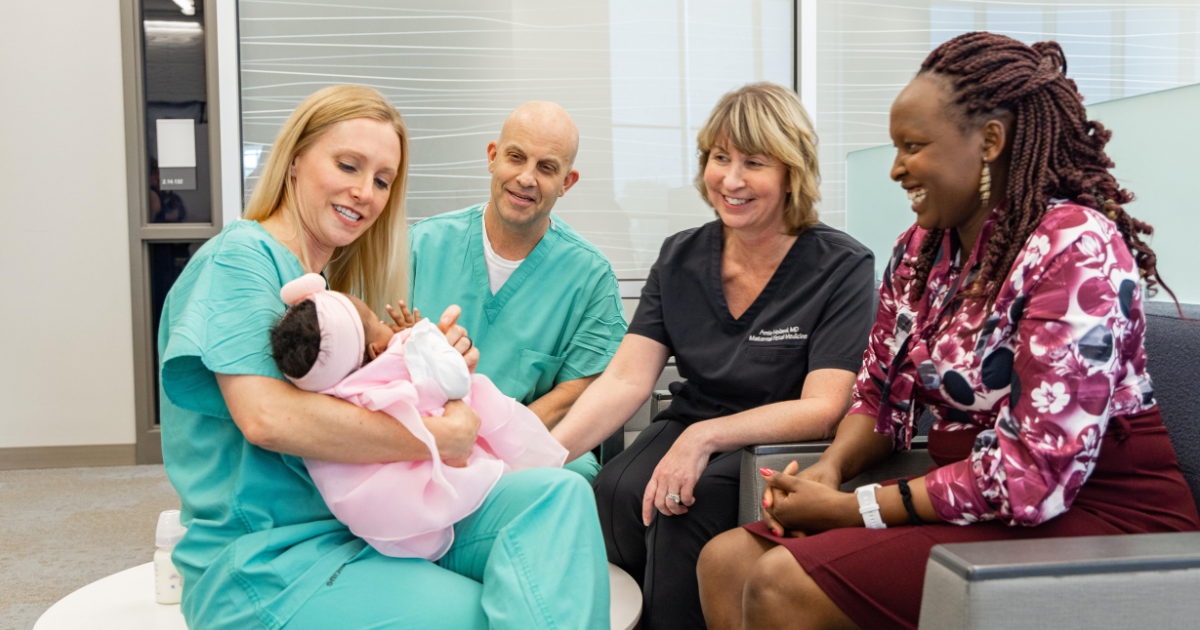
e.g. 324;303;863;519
759;460;851;538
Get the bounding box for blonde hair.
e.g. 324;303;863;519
695;82;820;235
243;84;409;313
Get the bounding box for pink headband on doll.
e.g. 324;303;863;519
279;273;365;392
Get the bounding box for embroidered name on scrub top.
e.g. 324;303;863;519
748;327;810;343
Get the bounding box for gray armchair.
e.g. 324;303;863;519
737;437;934;525
737;300;1200;629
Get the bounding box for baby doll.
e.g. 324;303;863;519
269;274;567;560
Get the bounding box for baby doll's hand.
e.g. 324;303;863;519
384;300;420;332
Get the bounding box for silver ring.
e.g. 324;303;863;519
666;493;682;504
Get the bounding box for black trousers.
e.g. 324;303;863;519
593;419;741;630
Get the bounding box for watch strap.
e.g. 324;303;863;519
855;483;887;529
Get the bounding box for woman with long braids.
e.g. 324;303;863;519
696;32;1200;630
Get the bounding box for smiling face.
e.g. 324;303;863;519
289;117;402;255
486;102;580;235
703;134;790;233
889;75;1006;233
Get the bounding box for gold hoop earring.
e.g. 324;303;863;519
979;159;992;210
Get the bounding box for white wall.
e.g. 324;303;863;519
0;2;136;447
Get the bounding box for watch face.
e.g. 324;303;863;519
856;484;880;503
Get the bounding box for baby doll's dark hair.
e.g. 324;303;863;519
271;300;321;379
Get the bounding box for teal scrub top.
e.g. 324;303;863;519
158;220;365;630
408;204;627;404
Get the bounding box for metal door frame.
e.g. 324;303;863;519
119;0;228;463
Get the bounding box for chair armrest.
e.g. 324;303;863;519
649;390;673;418
919;532;1200;630
737;437;933;525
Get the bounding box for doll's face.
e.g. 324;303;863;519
348;294;395;361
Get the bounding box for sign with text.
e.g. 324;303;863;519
156;119;196;190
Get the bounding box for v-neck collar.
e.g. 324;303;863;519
469;206;558;323
914;214;998;341
708;223;803;330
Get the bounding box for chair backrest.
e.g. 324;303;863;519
1143;301;1200;507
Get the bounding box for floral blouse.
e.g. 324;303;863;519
848;201;1155;527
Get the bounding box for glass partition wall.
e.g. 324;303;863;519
811;0;1200;231
238;0;796;280
126;1;1200;459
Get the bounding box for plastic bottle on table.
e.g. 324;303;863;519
154;510;187;604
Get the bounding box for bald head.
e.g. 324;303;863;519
499;101;580;166
485;101;582;240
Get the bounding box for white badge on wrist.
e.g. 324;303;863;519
855;484;887;530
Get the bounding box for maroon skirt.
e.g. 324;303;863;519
744;407;1200;630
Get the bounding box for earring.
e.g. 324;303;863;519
979;158;992;210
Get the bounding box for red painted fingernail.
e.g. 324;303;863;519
762;498;769;508
760;467;774;476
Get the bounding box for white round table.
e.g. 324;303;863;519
36;561;641;630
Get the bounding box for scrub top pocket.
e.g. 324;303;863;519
510;349;566;404
744;341;808;362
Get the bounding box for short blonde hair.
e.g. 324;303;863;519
695;82;820;235
243;84;409;313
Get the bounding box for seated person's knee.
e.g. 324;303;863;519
745;546;807;605
698;528;750;577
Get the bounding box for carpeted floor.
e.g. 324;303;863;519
0;465;181;630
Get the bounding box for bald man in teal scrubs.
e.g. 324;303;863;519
409;102;626;482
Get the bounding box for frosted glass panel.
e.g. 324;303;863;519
815;0;1200;230
238;0;793;278
845;83;1200;304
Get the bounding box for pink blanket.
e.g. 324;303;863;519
303;331;567;560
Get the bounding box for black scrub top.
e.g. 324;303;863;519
628;220;875;424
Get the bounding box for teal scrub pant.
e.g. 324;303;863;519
281;468;610;630
564;451;601;483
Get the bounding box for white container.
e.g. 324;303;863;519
154;510;187;605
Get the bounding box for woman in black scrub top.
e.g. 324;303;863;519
551;82;876;630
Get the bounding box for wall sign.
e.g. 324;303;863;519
156;119;197;190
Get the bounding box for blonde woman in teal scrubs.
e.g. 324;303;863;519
158;85;609;630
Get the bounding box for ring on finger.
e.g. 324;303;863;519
463;336;473;352
666;492;682;504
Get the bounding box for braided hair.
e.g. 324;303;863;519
907;32;1174;309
